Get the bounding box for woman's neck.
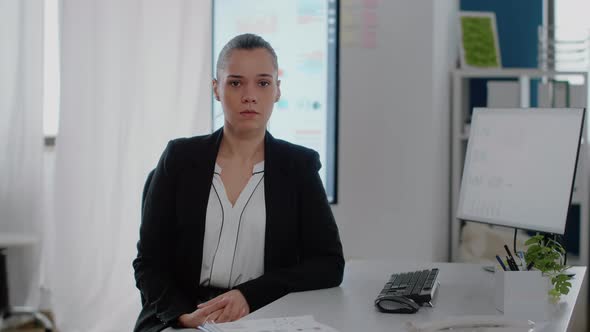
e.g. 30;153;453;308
219;126;265;162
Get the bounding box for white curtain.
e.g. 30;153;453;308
0;0;44;308
51;1;212;331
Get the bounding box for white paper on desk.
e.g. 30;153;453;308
405;315;535;332
199;315;340;332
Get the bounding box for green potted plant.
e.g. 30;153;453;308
524;234;572;301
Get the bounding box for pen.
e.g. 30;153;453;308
505;256;515;271
495;255;507;271
504;245;519;271
506;255;520;271
504;245;516;262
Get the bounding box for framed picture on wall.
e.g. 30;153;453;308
459;11;502;68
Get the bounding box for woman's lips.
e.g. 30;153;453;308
240;110;259;117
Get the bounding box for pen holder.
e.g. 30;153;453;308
494;269;555;321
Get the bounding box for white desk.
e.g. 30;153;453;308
247;260;586;332
0;233;37;248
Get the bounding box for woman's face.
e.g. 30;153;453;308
213;48;281;135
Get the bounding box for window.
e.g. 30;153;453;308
553;0;590;84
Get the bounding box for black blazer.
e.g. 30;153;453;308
133;129;344;332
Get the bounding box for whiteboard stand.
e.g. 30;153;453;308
451;69;590;267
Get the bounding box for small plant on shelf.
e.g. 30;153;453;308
524;234;572;302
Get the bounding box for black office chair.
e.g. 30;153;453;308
142;169;155;218
137;169;154;307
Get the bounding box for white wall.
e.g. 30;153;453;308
332;0;458;261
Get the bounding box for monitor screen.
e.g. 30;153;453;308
212;0;339;203
457;108;585;234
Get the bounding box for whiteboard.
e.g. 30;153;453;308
457;108;585;234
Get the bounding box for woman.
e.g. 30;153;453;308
133;33;344;332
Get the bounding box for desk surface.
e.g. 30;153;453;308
0;232;37;248
247;260;586;332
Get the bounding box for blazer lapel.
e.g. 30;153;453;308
178;128;223;281
263;132;291;269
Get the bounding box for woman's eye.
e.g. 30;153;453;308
229;81;241;87
259;81;270;87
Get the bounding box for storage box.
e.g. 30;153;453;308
494;269;556;321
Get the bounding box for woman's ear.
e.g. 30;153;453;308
275;80;281;102
212;79;220;101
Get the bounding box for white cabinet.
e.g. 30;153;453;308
451;69;590;266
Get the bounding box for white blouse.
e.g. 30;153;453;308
199;161;266;289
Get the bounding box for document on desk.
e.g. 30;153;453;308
198;315;340;332
405;315;535;332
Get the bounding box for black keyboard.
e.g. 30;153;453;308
375;268;440;307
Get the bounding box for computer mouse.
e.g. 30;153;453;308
375;295;420;314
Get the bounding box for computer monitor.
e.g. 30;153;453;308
457;108;585;235
212;0;340;202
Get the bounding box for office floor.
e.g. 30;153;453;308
1;322;46;332
1;311;55;332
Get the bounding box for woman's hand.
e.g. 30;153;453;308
177;297;228;328
197;289;250;323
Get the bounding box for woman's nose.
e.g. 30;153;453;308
241;95;257;104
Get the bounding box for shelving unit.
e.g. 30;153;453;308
451;68;590;266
